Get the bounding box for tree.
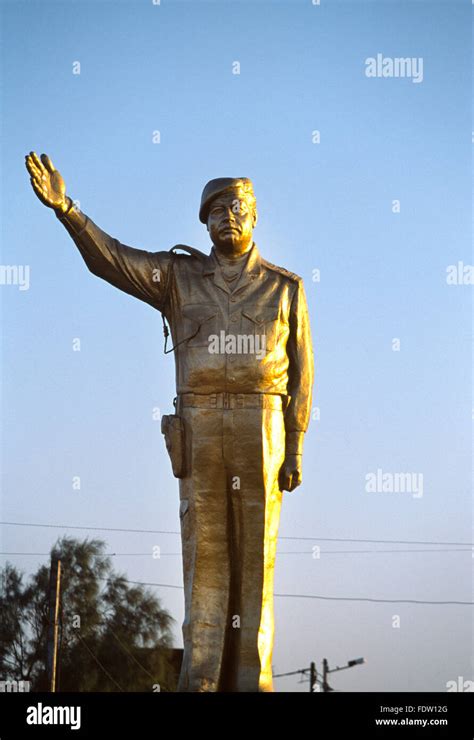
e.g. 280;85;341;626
0;537;178;691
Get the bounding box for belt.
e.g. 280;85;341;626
178;392;284;410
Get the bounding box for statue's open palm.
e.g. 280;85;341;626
25;152;68;212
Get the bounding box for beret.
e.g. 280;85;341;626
199;177;255;223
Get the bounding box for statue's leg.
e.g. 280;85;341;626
221;404;285;692
177;406;231;692
257;406;286;692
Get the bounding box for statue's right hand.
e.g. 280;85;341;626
25;152;69;214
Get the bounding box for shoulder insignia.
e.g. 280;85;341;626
260;257;301;282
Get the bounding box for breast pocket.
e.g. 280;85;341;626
241;305;280;353
180;304;219;347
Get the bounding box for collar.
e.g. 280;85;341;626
203;242;261;276
202;242;262;295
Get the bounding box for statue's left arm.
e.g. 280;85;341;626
279;278;314;492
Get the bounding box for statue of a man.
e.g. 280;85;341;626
25;152;314;692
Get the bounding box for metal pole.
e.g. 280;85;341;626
310;661;317;692
322;658;329;693
46;558;61;692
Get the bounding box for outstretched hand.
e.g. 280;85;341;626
25;152;69;213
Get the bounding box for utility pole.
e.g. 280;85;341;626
46;557;61;692
274;656;365;692
310;661;317;693
273;663;319;692
322;656;365;692
322;658;330;692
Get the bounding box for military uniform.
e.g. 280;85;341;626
56;189;314;692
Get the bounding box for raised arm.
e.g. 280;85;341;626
25;151;172;310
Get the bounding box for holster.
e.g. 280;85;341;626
161;413;187;479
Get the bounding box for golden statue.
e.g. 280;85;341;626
25;152;314;692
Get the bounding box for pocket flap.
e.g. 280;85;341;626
241;306;279;325
181;305;218;324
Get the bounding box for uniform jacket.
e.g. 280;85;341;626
57;204;314;439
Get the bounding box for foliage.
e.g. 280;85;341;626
0;538;177;692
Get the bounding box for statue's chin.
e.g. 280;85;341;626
214;237;251;257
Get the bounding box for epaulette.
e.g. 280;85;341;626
260;257;301;282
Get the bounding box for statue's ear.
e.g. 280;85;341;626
253;210;258;228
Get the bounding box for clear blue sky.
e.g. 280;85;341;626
1;0;472;691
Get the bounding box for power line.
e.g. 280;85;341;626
272;665;325;691
0;521;181;536
65;615;163;687
1;555;471;605
1;521;471;547
2;547;472;604
98;577;474;606
273;593;474;606
76;634;124;692
1;548;472;557
107;578;184;590
106;625;159;684
264;548;473;555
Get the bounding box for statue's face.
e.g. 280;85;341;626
207;191;256;255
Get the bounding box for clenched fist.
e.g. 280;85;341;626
25;152;70;214
279;453;303;492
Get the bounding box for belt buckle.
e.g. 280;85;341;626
223;392;230;409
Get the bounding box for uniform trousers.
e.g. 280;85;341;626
176;393;286;692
